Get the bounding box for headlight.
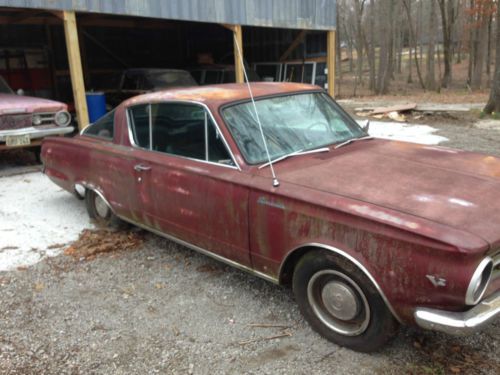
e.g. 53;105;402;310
54;110;71;127
32;114;42;126
465;257;493;305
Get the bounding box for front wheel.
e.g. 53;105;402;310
293;250;398;352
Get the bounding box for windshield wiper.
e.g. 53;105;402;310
334;136;374;149
259;147;330;169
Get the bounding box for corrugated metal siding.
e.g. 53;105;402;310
0;0;336;30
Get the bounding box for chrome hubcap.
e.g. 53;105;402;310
94;194;110;219
307;270;370;336
321;281;359;321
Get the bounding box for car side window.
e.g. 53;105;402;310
127;103;234;166
82;110;115;140
128;105;151;148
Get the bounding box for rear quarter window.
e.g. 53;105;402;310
82;110;115;140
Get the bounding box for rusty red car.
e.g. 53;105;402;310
41;83;500;352
0;75;73;151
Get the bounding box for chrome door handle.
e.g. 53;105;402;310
134;164;151;172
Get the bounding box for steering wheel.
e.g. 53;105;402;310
306;121;334;137
307;121;330;132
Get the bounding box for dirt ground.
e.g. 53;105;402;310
0;110;499;374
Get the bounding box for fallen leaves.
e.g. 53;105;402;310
408;334;500;375
64;229;143;260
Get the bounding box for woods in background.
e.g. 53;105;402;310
335;0;499;113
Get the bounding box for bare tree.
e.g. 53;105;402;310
470;0;494;89
426;0;438;90
376;0;394;94
403;0;426;90
484;0;500;113
437;0;459;88
353;0;366;95
365;0;376;91
407;0;413;84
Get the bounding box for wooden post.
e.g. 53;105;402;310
327;30;336;98
62;11;89;130
232;25;244;83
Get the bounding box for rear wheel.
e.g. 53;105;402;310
293;250;398;352
85;190;125;229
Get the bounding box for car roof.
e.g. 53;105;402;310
123;82;321;107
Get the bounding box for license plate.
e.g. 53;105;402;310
6;134;31;147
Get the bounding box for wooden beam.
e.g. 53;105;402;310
221;24;235;32
232;25;244;84
326;30;336;98
62;11;89;130
0;15;60;25
279;30;307;62
2;11;47;24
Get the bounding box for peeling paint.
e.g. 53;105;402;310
350;204;420;230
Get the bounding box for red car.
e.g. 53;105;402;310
41;83;500;352
0;75;73;150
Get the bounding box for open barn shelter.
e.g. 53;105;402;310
0;0;337;129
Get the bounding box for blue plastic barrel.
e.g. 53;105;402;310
86;92;107;123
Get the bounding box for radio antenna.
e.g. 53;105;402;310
233;33;280;187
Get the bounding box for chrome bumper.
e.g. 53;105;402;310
0;126;74;142
414;291;500;335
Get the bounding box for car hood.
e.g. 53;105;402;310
0;93;66;115
269;139;500;248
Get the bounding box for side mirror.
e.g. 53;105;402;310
16;88;24;96
362;120;370;134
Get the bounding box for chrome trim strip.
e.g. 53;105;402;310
119;215;279;285
415;291;500;335
465;257;493;305
125;100;241;171
0;126;74;141
279;242;403;323
204;111;209;161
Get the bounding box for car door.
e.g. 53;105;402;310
126;101;251;267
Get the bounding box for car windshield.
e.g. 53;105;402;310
0;76;14;94
144;71;197;90
222;92;366;164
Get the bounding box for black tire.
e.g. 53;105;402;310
85;190;126;229
293;250;398;352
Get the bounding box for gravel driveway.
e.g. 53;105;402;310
0;114;499;374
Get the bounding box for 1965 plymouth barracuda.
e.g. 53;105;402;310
0;75;73;150
41;83;500;352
